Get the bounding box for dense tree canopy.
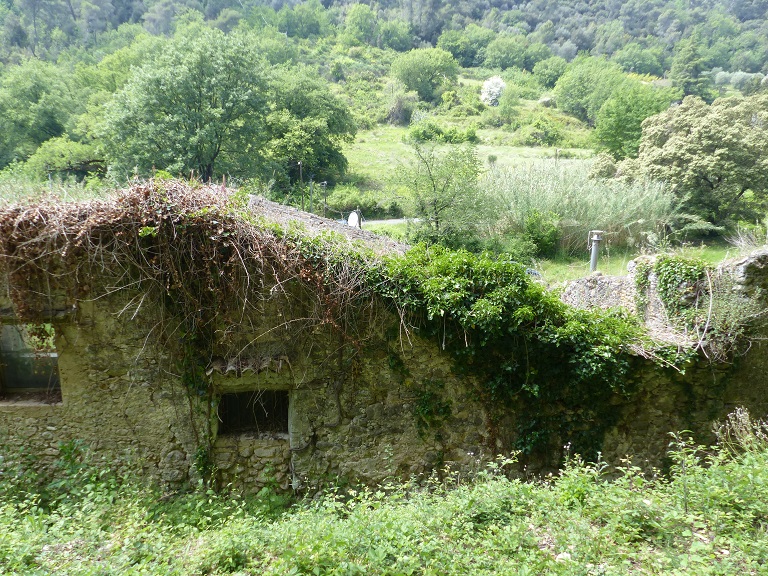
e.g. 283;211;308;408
622;94;768;225
101;26;268;181
594;82;679;159
391;48;458;102
554;57;626;125
1;0;768;76
264;66;356;185
0;59;80;167
0;0;766;216
99;25;355;185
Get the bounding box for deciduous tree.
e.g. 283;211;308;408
0;58;79;168
594;81;678;159
624;94;768;225
101;26;268;181
397;143;492;248
264;65;356;185
554;56;626;124
391;48;458;102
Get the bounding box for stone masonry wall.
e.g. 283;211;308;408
4;249;768;490
0;291;202;485
0;275;490;491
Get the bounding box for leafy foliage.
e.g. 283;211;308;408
396;143;490;250
379;244;641;458
0;59;80;168
622;93;768;225
264;65;357;186
6;413;768;573
594;81;679;159
554;56;626;124
101;25;269;181
407;119;478;144
390;48;459;102
670;34;716;101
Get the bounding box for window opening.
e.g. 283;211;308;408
0;324;61;402
218;390;289;435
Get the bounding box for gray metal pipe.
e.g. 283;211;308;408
589;230;604;272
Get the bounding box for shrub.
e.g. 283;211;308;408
533;56;567;88
408;120;479;144
500;67;543;100
325;184;402;219
390;48;459;102
383;80;419;126
524;210;561;257
512;114;562;146
480;76;506;106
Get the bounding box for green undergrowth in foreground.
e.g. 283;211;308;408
3;415;768;575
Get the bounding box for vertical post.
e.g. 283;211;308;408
309;180;314;213
589;230;604;272
298;161;303;211
321;181;327;218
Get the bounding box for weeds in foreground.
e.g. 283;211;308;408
2;410;768;574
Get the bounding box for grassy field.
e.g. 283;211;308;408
538;242;740;283
3;410;768;574
343;123;593;194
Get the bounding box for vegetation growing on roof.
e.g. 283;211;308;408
0;182;748;463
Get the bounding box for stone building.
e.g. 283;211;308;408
2;183;768;492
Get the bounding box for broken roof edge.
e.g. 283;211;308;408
246;195;409;256
0;179;409;260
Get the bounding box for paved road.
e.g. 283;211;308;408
362;218;419;227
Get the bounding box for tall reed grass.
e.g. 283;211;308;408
0;169;110;206
484;161;684;254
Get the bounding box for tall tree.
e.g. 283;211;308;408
594;82;678;159
669;35;715;101
397;143;491;248
101;26;268;181
390;48;458;102
0;58;79;167
264;65;356;185
554;56;626;124
625;94;768;225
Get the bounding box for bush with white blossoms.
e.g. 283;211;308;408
480;76;506;106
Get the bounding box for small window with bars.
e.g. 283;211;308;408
218;390;289;435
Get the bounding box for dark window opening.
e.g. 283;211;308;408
219;390;289;435
0;324;61;403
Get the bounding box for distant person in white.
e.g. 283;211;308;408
347;209;362;228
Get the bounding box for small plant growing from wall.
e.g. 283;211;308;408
634;254;768;362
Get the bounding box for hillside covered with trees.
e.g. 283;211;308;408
1;0;768;256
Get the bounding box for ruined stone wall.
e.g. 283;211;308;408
0;274;489;491
4;249;768;491
563;249;768;469
0;291;202;485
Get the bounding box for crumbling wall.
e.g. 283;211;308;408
563;249;768;468
0;289;202;485
4;248;768;491
0;271;489;491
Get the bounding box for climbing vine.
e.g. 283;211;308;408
0;181;383;485
374;245;644;461
632;253;766;362
653;255;708;318
3;182;759;472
